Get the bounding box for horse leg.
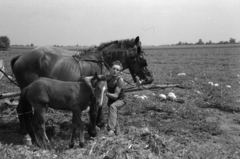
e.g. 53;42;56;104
32;111;43;148
69;112;77;148
32;106;49;149
24;100;34;140
96;106;104;128
88;98;98;137
72;109;85;148
78;112;85;148
17;96;33;145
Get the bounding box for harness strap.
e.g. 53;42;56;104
72;54;110;76
73;51;137;87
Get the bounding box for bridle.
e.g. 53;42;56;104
126;47;150;83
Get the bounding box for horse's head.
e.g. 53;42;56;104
127;46;154;85
87;73;107;137
91;73;107;107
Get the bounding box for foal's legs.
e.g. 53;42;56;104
69;109;84;148
88;98;98;137
69;113;77;148
96;106;104;127
17;95;34;145
32;105;49;148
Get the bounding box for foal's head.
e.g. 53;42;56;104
91;73;107;107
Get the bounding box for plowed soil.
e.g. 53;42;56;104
1;45;240;159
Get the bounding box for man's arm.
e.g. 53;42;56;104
106;77;125;100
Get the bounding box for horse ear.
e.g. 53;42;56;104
137;46;141;55
135;36;139;44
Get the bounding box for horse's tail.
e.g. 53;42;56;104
11;55;20;74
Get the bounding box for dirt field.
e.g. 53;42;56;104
1;45;240;158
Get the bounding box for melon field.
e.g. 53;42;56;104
1;45;240;158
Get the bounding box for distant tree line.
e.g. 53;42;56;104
0;36;10;50
176;38;239;46
11;44;34;47
53;44;88;47
0;36;35;50
2;35;240;49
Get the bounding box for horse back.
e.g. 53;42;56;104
26;78;92;111
13;46;103;89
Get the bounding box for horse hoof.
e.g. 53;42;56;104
79;142;84;148
45;143;53;150
23;135;32;146
69;143;74;149
88;129;97;137
92;132;97;137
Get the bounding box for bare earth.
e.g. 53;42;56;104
1;45;240;158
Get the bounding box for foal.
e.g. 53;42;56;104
21;73;107;148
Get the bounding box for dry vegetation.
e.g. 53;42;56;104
1;45;240;158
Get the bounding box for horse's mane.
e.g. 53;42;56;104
97;37;137;50
102;48;128;55
76;48;131;65
97;41;118;50
116;38;136;48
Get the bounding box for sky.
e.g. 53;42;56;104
0;0;240;46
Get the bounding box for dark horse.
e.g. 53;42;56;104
11;36;154;145
21;73;107;148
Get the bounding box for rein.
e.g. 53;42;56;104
0;68;19;87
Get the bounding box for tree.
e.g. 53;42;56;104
30;43;34;47
195;39;204;45
177;41;182;45
0;36;10;50
229;38;236;44
206;40;212;45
